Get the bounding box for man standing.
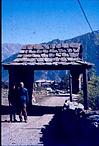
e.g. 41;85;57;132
18;82;29;123
8;85;17;122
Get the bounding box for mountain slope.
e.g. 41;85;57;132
2;43;23;61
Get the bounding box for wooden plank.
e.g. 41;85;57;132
83;69;88;110
69;74;72;102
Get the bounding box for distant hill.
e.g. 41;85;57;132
2;43;23;61
2;30;99;81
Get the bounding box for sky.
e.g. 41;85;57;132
2;0;99;44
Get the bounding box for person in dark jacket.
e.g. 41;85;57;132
18;82;29;122
8;85;18;122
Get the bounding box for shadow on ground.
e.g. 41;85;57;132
28;105;62;116
40;109;99;146
1;105;11;115
1;105;62;116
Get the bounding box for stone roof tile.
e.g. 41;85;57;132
32;54;41;58
49;44;56;49
42;44;49;49
61;43;69;48
58;49;66;53
53;57;60;62
41;54;48;58
36;58;44;62
69;43;81;48
26;45;33;49
44;58;53;62
36;50;43;54
33;44;43;49
60;57;67;62
55;43;61;49
49;53;56;58
43;50;49;53
56;53;61;57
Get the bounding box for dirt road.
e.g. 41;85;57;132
1;95;71;146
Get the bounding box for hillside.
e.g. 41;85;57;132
2;30;99;81
2;43;23;61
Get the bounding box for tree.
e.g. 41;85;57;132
88;74;99;110
79;73;99;110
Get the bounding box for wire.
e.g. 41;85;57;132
77;0;94;32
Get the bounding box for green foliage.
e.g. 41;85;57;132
79;73;99;110
59;73;69;90
88;74;99;109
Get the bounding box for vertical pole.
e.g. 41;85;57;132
9;67;15;90
71;70;80;94
83;69;88;110
30;69;34;106
69;73;72;102
32;69;34;104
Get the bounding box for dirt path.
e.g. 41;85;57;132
1;95;70;146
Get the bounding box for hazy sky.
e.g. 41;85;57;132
2;0;99;44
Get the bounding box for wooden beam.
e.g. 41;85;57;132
83;69;88;110
69;74;72;102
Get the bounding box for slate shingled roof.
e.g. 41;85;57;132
4;43;93;67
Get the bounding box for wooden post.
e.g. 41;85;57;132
70;70;80;94
83;69;88;110
27;69;34;106
31;70;34;105
69;74;72;102
9;67;16;90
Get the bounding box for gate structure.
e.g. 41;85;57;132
3;43;93;110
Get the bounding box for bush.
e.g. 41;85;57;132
79;74;99;110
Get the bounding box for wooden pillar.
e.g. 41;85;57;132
83;69;88;110
24;68;34;105
71;71;80;94
69;74;72;102
31;70;34;105
9;67;16;90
